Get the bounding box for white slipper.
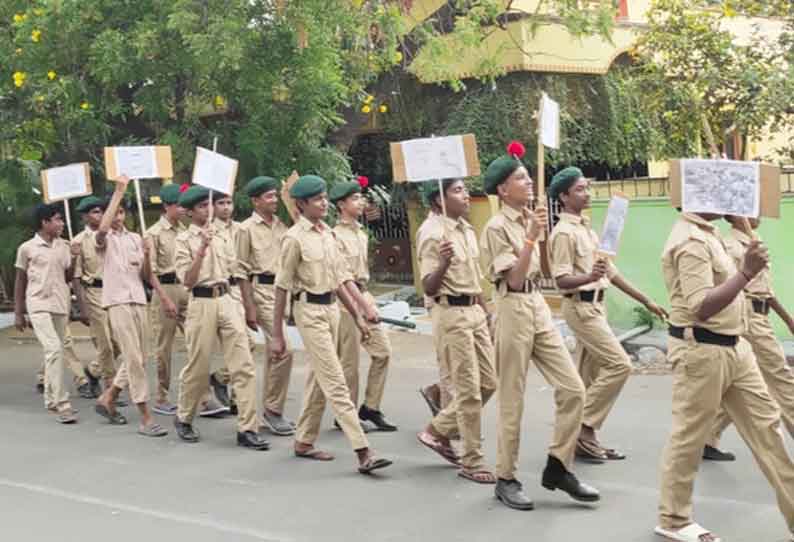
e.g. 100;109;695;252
654;523;721;542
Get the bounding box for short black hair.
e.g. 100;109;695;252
32;203;61;230
431;179;462;209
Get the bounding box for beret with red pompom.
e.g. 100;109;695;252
160;183;183;205
483;140;526;195
357;175;369;189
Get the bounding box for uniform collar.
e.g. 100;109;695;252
501;205;526;224
188;223;206;235
252;211;279;228
559;211;589;227
109;225;129;236
730;226;752;244
33;233;54;247
337;218;361;230
298;215;327;233
681;213;716;233
437;213;470;232
213;217;232;231
158;215;179;230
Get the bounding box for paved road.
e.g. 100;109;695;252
0;329;791;542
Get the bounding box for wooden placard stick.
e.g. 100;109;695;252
208;136;218;225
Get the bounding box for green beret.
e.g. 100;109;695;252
548;167;584;201
76;196;104;214
160;184;182;205
483;156;522;195
245;176;280;198
289;175;326;200
329;181;361;203
178;185;210;209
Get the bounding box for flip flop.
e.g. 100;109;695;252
576;438;607;463
294;448;335;461
55;410;78;424
601;446;627;460
457;468;496;485
654;523;721;542
358;457;393;474
419;388;441;417
138;423;168;437
95;404;127;425
417;431;461;466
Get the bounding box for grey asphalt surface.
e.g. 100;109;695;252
1;328;792;542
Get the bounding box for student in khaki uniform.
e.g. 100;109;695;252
548;167;668;462
415;178;498;484
236;177;296;436
15;203;79;424
145;183;188;415
34;329;97;399
480;153;599;509
93;176;167;437
72;196;118;397
655;211;794;542
172;186;266;450
271;175;392;474
703;215;794;462
329;180;397;432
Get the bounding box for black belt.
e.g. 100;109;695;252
496;279;534;294
354;281;367;292
434;294;476;307
564;290;605;303
254;273;275;285
294;291;335;305
228;276;239;286
192;284;229;298
750;298;770;315
668;325;738;347
83;279;103;288
159;272;178;285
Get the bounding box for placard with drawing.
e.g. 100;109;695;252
681;159;760;218
599;193;629;256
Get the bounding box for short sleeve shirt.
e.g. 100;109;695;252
15;234;71;315
480;205;541;284
236;212;288;278
549;212;616;293
213;218;245;280
661;213;745;335
274;216;351;295
73;227;103;283
174;224;233;288
417;213;483;297
724;228;772;299
144;215;186;276
333;219;370;284
97;228;147;308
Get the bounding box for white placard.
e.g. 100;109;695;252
191;147;238;195
540;93;560;149
599;194;629;256
681;159;760;218
42;163;91;202
114;146;158;179
400;135;468;182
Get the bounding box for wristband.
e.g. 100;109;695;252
525;238;536;249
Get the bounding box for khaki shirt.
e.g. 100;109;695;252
15;234;72;315
417;213;483;297
213;218;245;281
275;216;351;295
73;226;103;283
175;224;234;288
144;215;186;276
549;212;616;293
237;212;288;277
661;213;745;335
480;205;541;285
333;219;369;284
97;227;147;308
724;228;772;299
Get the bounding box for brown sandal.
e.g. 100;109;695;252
295;447;335;461
457;468;496;484
576;438;607;463
417;431;461;466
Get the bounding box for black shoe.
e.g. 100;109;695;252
210;374;230;408
36;382;44;394
495;478;534;510
703;444;736;462
229;399;238;416
237;431;270;451
84;368;102;398
77;382;94;399
174;419;200;443
541;455;600;503
359;405;398;432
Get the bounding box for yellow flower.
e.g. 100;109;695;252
379;104;388;113
80;101;90;110
361;104;372;114
35;95;44;102
31;29;42;42
364;94;374;104
15;48;22;55
33;8;44;16
394;51;403;63
214;95;225;107
13;13;26;24
13;71;26;87
47;70;57;80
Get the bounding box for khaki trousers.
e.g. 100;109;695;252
659;337;794;533
338;292;391;409
108;304;149;404
495;292;585;479
152;283;188;403
211;285;256;403
430;303;497;470
85;286;118;379
178;294;257;432
38;327;93;389
709;307;794;445
562;297;631;430
294;300;368;451
29;312;71;411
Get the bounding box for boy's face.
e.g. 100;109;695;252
84;207;103;228
190;200;210;224
42;213;65;237
338;192;364;219
214;196;233;221
299;193;328;220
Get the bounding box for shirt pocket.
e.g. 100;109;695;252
301;240;325;262
575;234;594;270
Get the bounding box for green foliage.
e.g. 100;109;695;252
632;306;657;329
